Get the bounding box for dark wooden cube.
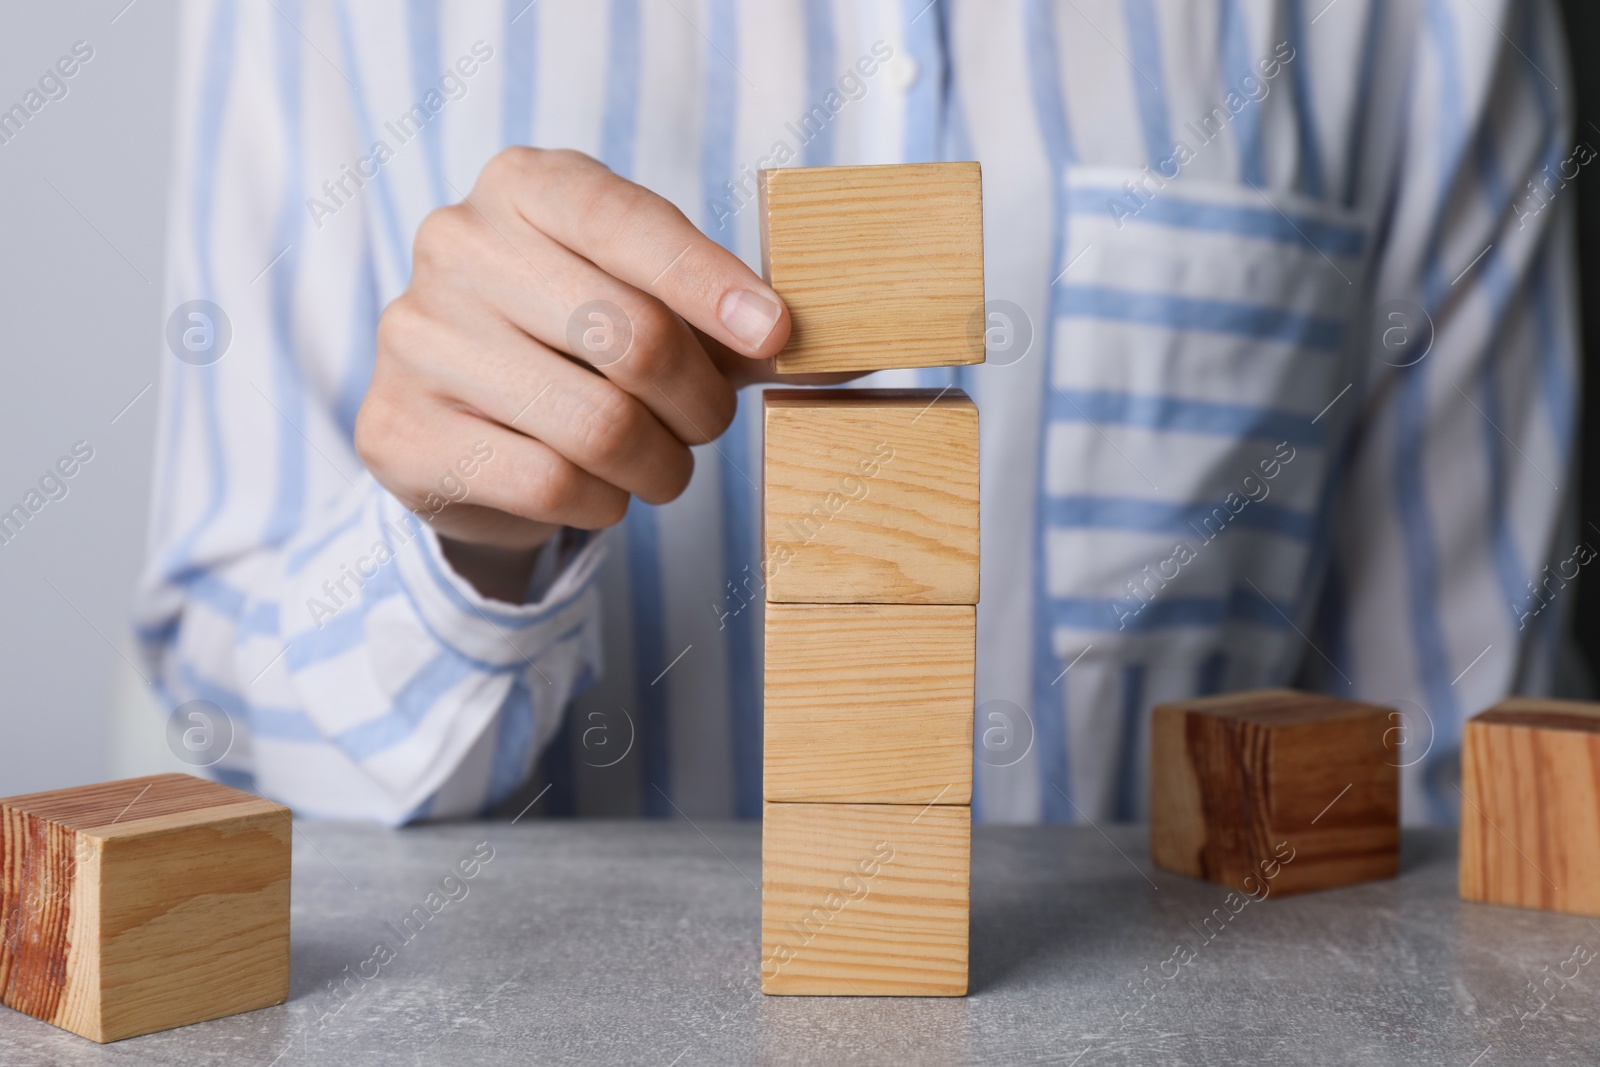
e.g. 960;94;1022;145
1150;689;1399;897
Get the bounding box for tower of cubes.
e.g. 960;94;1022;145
756;162;984;996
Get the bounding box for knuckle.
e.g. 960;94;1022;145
518;463;569;521
353;393;399;474
696;384;738;443
517;457;574;519
479;145;536;189
412;204;473;270
578;180;655;244
527;149;607;208
540;147;594;174
656;448;696;503
615;302;676;377
632;455;690;508
572;388;642;467
592;486;630;528
375;295;422;357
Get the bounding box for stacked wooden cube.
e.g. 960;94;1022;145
756;162;985;997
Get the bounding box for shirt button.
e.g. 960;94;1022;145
883;54;920;91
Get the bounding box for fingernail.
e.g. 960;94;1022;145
719;288;782;352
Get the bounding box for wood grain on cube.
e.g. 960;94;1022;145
759;162;985;374
0;774;290;1042
1150;689;1398;897
763;389;978;605
761;802;968;996
765;603;973;804
1460;699;1600;916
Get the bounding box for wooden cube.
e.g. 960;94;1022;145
759;162;985;374
1460;699;1600;915
763;388;978;605
0;774;290;1042
1150;689;1398;897
765;603;973;804
761;801;968;996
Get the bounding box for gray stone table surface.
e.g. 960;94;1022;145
1;822;1596;1065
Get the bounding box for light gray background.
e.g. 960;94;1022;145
0;0;188;795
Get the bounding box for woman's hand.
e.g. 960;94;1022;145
356;148;793;598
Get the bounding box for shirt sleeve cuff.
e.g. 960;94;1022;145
379;491;605;668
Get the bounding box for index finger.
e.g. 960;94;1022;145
496;148;790;359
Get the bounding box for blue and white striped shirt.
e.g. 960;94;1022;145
139;0;1579;825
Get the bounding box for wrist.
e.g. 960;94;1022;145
438;535;552;604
